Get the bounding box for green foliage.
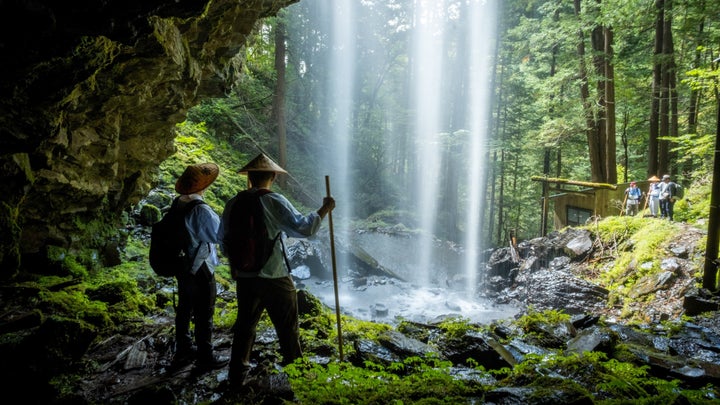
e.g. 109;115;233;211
513;307;571;334
436;317;481;339
286;356;486;404
673;173;713;225
38;288;112;330
158;119;255;213
592;217;678;289
502;350;702;404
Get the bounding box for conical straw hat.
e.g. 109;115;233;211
238;153;288;174
647;175;660;182
175;163;219;194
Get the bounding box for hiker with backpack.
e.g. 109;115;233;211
624;181;642;216
219;153;335;387
659;174;678;221
170;163;229;369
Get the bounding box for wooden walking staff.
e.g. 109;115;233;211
325;175;344;361
642;191;650;215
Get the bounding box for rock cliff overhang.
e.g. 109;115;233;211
0;0;297;272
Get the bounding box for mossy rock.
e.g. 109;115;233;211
139;204;162;226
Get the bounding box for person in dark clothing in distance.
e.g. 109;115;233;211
658;174;678;221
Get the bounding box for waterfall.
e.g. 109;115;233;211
293;0;499;301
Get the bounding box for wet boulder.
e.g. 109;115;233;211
628;271;675;299
683;288;720;316
502;268;609;316
435;330;513;370
484;386;594;405
563;231;593;260
351;338;402;366
565;325;617;355
377;330;435;358
517;228;592;266
609;322;720;387
504;338;553;363
486;247;519;279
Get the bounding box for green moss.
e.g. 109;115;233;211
579;216;690;322
598;220;677;288
514;307;571;333
139;203;161;225
286;355;486;404
436;316;481;339
38;289;112;330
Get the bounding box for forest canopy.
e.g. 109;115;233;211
187;0;719;245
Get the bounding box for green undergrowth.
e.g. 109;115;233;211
286;308;719;404
286;355;486;404
585;216;679;290
157;121;312;214
578;216;704;322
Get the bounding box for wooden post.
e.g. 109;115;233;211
325;176;344;360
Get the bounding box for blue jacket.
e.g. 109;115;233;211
180;195;220;275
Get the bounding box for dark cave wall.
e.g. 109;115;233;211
0;0;298;276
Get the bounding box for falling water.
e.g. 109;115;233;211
316;0;356;274
461;0;497;295
291;0;507;323
412;1;446;288
411;0;498;295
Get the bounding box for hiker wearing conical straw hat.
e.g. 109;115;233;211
172;162;229;370
646;175;662;217
219;153;335;387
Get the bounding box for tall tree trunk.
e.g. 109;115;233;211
487;52;507;247
574;0;603;183
488;150;497;246
667;5;678;177
621;110;629;183
591;24;608;181
541;149;551;236
658;0;674;176
273;18;288;187
604;26;617;184
686;18;704;175
649;0;663;177
497;149;505;244
556;149;562;178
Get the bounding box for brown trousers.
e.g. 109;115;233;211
230;276;302;375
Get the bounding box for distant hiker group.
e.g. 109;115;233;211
623;173;682;220
149;153;335;389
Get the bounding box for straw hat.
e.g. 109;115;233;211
238;153;288;174
647;175;660;182
175;163;219;194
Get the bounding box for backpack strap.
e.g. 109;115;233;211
253;189;291;270
176;198;208;260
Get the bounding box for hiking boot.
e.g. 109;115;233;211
171;345;197;367
228;367;251;387
196;353;229;370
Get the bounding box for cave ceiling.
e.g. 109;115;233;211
0;0;297;266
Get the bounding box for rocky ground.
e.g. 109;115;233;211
66;221;720;404
2;220;718;404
